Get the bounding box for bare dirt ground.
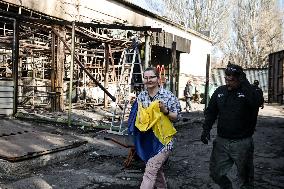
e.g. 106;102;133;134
0;103;284;189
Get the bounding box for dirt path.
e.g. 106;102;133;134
1;104;283;189
166;104;284;189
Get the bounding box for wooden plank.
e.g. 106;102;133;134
0;109;13;115
0;86;13;92
0;92;13;98
55;26;65;111
0;80;14;86
0;100;13;105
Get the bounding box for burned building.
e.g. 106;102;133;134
0;0;212;125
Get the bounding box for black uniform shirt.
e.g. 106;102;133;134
203;85;259;139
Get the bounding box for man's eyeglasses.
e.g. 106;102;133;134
143;76;157;80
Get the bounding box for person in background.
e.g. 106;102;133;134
184;80;193;112
129;67;181;189
252;80;264;109
194;88;201;104
200;63;263;189
162;77;170;90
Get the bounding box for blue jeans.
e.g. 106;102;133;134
210;136;254;189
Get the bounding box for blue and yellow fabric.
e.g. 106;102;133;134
128;100;176;162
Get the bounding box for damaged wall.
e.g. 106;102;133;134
1;0;212;115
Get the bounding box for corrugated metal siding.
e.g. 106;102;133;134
268;50;284;104
211;68;268;93
0;80;13;115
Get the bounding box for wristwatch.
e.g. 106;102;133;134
164;108;169;115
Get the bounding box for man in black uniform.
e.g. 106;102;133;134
200;64;263;189
252;80;264;109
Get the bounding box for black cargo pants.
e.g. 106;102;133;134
209;136;254;189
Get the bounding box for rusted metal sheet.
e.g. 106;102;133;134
268;50;284;104
0;128;87;162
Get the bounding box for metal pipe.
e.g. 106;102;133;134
68;21;75;127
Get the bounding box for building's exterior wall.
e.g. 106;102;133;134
178;36;212;98
3;0;74;21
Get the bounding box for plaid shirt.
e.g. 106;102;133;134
137;87;181;151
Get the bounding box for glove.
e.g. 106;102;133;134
239;72;250;86
201;130;210;144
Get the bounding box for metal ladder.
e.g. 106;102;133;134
109;47;143;135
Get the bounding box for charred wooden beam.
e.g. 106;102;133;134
170;42;176;95
12;18;19;116
73;26;131;47
0;38;12;44
55;26;65;111
19;29;40;39
20;43;50;50
51;31;56;111
51;27;118;104
104;43;110;108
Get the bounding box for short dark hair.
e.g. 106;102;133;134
144;67;159;78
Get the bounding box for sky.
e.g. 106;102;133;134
129;0;166;16
279;0;284;9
